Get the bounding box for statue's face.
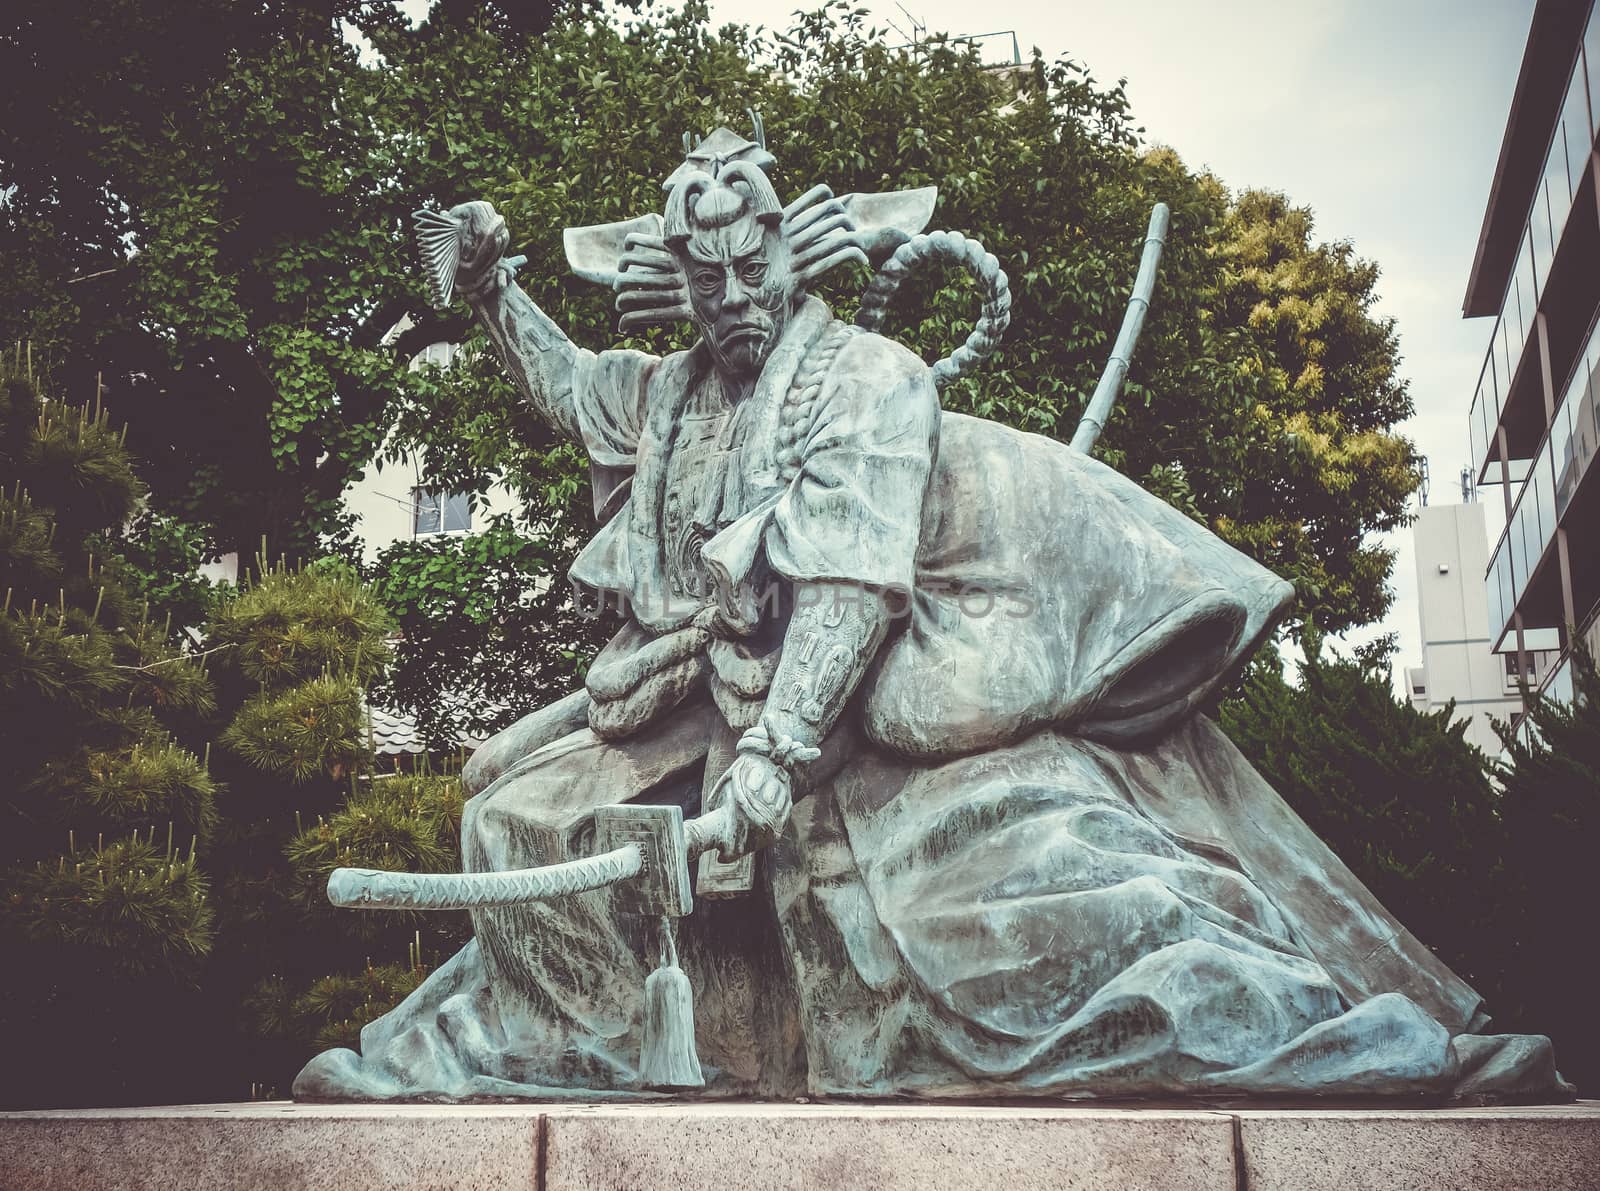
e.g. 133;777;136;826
684;212;794;382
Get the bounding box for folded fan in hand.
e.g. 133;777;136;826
413;207;466;311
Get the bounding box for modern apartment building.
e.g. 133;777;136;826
1465;0;1600;712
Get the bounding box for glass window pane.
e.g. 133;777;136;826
1587;4;1600;136
1487;561;1504;639
1554;384;1576;516
1500;547;1515;633
1517;234;1540;328
1564;67;1591;200
442;493;471;533
1536;450;1557;546
1471;383;1486;473
1530;179;1554;293
1510;506;1525;594
1580;364;1593;477
1548;656;1574;708
1521;495;1541;581
1488;345;1501;417
1506;275;1523;353
1501;308;1517;390
414;489;442;535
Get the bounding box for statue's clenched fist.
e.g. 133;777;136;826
449;201;512;300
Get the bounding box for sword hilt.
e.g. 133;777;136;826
684;801;736;859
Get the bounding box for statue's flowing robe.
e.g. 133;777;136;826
295;299;1566;1102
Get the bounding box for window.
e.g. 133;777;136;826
1505;652;1538;687
1562;67;1590;203
414;488;471;536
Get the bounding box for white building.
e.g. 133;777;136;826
1404;500;1550;754
343;340;526;568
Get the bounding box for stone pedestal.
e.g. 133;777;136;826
1;1101;1596;1190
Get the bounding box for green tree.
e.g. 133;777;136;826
0;0;600;565
0;357;217;1109
193;559;468;1097
371;509;612;747
350;5;1418;740
1222;638;1600;1095
4;1;1417;632
1492;651;1600;1093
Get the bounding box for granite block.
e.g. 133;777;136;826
540;1103;1237;1191
0;1103;541;1191
1237;1105;1600;1191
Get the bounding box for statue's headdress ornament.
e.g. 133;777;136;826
662;160;783;247
560;116;943;335
664;116;776;190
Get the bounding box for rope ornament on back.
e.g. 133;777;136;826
854;229;1012;391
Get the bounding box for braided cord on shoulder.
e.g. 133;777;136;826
775;319;858;480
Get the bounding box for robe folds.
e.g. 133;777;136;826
295;300;1569;1102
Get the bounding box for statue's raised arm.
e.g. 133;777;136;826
419;200;594;444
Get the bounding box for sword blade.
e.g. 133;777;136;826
327;843;643;910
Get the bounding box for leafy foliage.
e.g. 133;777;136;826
0;0;1451;1105
194;563;469;1100
343;3;1417;743
221;674;374;785
245;957;430;1057
0;0;585;564
0;366;459;1103
0;361;218;1109
3;1;1416;675
1490;651;1600;1093
5;836;213;979
371;509;613;745
1220;635;1502;991
98;512;222;640
285;774;463;920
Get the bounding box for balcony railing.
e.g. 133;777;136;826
1469;0;1600;479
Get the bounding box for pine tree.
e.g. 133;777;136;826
0;353;217;1109
1;354;469;1104
196;559;468;1097
1491;651;1600;1093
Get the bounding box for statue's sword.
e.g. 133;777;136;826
326;802;735;918
324;801;739;1089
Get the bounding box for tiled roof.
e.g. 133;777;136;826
368;703;424;755
365;702;498;755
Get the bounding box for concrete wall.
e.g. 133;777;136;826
1409;502;1527;754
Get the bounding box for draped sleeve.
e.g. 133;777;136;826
568;347;658;519
862;412;1296;759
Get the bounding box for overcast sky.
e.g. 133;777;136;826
706;0;1537;676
